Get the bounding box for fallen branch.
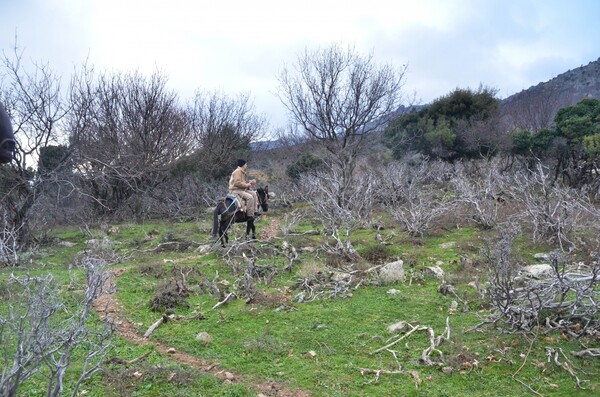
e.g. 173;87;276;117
211;292;235;310
288;230;320;236
142;311;206;339
546;347;583;388
371;317;450;367
421;317;450;365
371;323;425;354
105;351;152;366
144;313;173;338
572;348;600;358
359;368;404;382
512;331;539;396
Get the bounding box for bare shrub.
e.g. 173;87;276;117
0;209;20;266
150;278;190;312
299;169;374;259
483;225;600;336
509;162;596;250
375;160;455;236
451;159;512;229
0;257;113;397
481;222;525;328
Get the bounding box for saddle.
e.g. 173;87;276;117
225;194;247;213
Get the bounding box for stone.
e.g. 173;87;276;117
424;265;445;280
380;260;405;283
331;271;351;282
533;253;551;262
439;242;457;249
195;244;211;254
521;264;554;279
195;331;213;344
388;321;408;333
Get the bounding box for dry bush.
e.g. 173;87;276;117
482;223;600;337
0;257;113;397
150;279;190;312
509;162;598;251
374;160;455;236
451;159;513;229
298;169;375;259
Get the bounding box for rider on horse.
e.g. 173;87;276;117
228;159;261;221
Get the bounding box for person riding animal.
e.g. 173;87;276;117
0;102;16;164
228;159;261;221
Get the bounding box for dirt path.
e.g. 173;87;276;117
93;219;309;397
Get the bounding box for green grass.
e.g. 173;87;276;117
2;214;599;396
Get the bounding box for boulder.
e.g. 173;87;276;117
424;265;445;280
520;264;554;279
380;260;405;283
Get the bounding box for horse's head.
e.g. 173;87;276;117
0;103;16;164
256;186;270;212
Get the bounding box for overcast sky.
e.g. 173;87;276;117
1;0;599;130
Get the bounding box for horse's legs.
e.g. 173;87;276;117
217;221;229;247
247;219;256;240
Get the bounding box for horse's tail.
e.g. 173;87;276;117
212;203;221;237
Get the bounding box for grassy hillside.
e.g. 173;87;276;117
2;196;598;396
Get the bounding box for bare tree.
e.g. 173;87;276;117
501;87;569;133
1;43;69;247
68;68;191;217
277;44;406;209
185;90;266;179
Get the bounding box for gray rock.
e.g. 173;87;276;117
534;253;551;262
85;237;115;251
331;271;351;282
424;265;445;280
380;260;405;283
387;321;408;333
195;331;213;344
195;244;211;254
521;264;554;279
439;242;457;249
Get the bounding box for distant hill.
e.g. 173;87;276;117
502;57;600;107
500;57;600;130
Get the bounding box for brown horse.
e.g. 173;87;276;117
0;103;16;164
212;186;269;246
